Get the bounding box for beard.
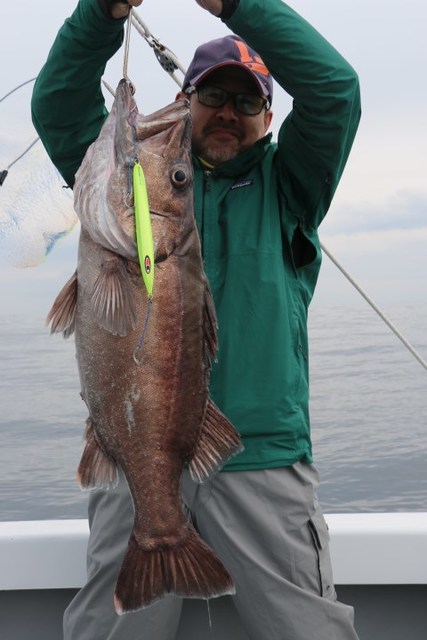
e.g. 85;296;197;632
197;143;239;165
192;125;243;166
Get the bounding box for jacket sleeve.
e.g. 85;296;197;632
225;0;361;230
31;0;125;188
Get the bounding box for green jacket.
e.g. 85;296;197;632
32;0;361;471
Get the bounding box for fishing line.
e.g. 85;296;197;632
320;242;427;371
0;136;40;186
206;598;214;639
0;77;37;104
0;77;40;186
133;296;153;365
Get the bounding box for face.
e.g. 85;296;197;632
177;67;273;166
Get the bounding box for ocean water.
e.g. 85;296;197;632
1;303;426;521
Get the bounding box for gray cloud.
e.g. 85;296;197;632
323;189;427;235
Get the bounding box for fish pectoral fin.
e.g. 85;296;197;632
92;257;137;337
77;417;119;490
114;525;235;614
189;398;243;483
46;270;78;338
203;281;218;360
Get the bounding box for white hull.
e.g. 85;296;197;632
1;513;426;639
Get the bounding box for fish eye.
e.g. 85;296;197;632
171;168;188;188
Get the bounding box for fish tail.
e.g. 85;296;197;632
46;270;77;338
189;398;244;483
77;417;118;490
114;525;235;614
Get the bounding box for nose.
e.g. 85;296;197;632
215;97;239;121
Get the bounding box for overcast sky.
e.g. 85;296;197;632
0;0;426;317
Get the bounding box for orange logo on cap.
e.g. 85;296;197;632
234;40;269;77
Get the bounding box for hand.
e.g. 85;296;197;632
194;0;223;17
110;0;143;20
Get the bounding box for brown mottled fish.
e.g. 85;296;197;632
47;79;242;614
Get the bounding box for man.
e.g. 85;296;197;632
31;0;361;638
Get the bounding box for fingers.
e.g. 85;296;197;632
111;1;143;20
194;0;223;16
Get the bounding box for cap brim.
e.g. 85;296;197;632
186;62;270;99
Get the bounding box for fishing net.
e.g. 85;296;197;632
0;139;77;267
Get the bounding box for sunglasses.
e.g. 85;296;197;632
185;85;270;116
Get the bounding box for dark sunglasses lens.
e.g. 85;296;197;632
235;95;264;115
197;86;265;115
198;87;227;107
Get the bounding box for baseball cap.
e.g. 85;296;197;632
183;35;273;106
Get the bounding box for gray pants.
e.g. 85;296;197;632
63;463;359;640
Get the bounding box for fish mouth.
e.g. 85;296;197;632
116;78;137;121
134;100;191;143
149;210;170;219
124;208;171;221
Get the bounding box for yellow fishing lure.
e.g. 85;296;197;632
133;161;154;298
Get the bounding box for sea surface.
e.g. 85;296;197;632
1;303;426;521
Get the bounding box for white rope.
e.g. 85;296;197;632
104;8;185;99
131;10;185;87
320;242;427;371
122;9;133;80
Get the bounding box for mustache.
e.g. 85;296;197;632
203;123;242;138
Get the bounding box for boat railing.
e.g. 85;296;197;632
1;512;426;591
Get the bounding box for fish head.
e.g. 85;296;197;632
74;79;140;260
124;98;194;252
74;80;194;262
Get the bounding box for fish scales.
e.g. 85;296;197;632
47;79;243;614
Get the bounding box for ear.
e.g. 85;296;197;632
176;90;186;101
264;109;273;134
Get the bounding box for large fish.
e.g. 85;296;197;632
47;79;242;613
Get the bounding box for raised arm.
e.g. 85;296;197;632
31;0;141;187
197;0;361;229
